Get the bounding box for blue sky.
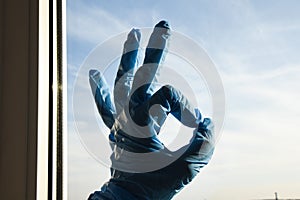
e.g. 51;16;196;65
67;1;300;199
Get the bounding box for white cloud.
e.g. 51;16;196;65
68;125;110;200
67;3;130;45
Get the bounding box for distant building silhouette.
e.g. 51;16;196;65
257;192;300;200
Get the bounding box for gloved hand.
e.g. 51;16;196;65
88;20;215;200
